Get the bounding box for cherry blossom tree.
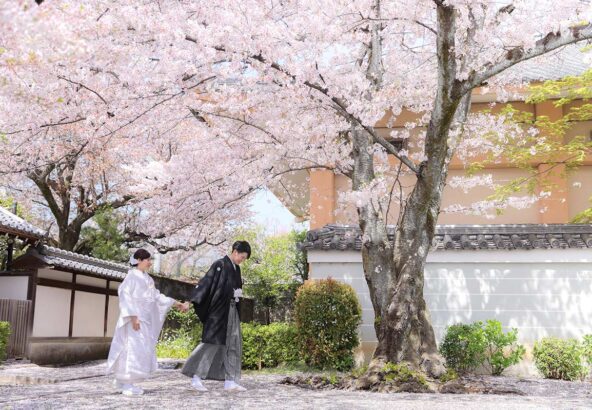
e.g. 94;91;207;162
2;0;592;376
0;1;261;251
184;0;592;376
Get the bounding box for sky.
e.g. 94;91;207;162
249;188;309;234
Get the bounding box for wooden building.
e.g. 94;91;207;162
0;208;200;364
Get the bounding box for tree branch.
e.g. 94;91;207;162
124;229;226;254
462;23;592;94
58;76;108;104
187;38;420;175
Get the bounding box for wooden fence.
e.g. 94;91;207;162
0;299;31;358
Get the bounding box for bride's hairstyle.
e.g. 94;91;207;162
130;248;151;266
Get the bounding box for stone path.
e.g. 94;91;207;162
1;360;591;409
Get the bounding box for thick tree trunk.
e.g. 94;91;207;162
59;224;83;251
371;176;447;376
355;3;466;377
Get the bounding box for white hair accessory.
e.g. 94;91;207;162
129;255;138;266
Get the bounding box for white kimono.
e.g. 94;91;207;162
107;268;175;383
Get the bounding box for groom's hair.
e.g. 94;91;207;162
232;241;251;259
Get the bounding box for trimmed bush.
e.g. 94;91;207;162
533;337;587;381
157;317;300;370
440;322;486;374
0;321;10;363
294;278;362;371
440;320;525;375
242;322;300;369
482;320;525;376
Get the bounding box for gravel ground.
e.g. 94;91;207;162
1;360;591;410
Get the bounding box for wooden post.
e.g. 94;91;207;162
104;280;110;337
68;273;76;338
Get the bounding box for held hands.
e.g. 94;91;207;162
174;301;191;313
131;316;141;331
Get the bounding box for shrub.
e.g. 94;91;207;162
294;278;362;371
157;309;202;359
482;320;526;376
440;320;526;376
582;334;592;373
440;322;486;374
533;337;587;381
242;322;300;370
156;333;194;359
0;321;10;362
157;318;300;370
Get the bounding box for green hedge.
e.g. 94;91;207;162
157;310;300;369
0;321;10;363
440;320;525;375
294;278;361;371
242;322;300;369
533;337;587;381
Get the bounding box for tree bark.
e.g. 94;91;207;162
357;3;463;377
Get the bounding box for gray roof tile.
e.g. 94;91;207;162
34;245;128;280
302;224;592;252
505;44;590;82
0;207;45;240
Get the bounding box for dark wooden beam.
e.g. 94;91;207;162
5;236;14;271
26;270;38;357
36;277;118;296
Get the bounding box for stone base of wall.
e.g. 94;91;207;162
28;337;112;365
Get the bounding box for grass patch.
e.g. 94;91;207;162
156;333;194;359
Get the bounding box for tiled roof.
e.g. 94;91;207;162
505;44;589;82
0;207;45;241
302;224;592;251
31;245;128;280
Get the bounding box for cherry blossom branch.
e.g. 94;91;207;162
99;75;216;138
186;37;420;175
40;117;87;129
356;17;437;35
462;23;592;94
57;76;108;104
124;229;226;254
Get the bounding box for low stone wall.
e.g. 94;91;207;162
27;337;112;365
152;275;255;323
151;275;197;301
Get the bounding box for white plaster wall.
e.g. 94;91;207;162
72;291;106;337
308;249;592;345
0;276;28;300
106;295;120;337
38;269;72;282
32;286;71;337
76;276;107;287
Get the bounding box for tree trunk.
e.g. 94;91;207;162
58;224;83;251
356;3;465;377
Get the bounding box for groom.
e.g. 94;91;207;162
182;240;251;392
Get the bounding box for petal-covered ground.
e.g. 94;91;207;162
0;360;590;409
